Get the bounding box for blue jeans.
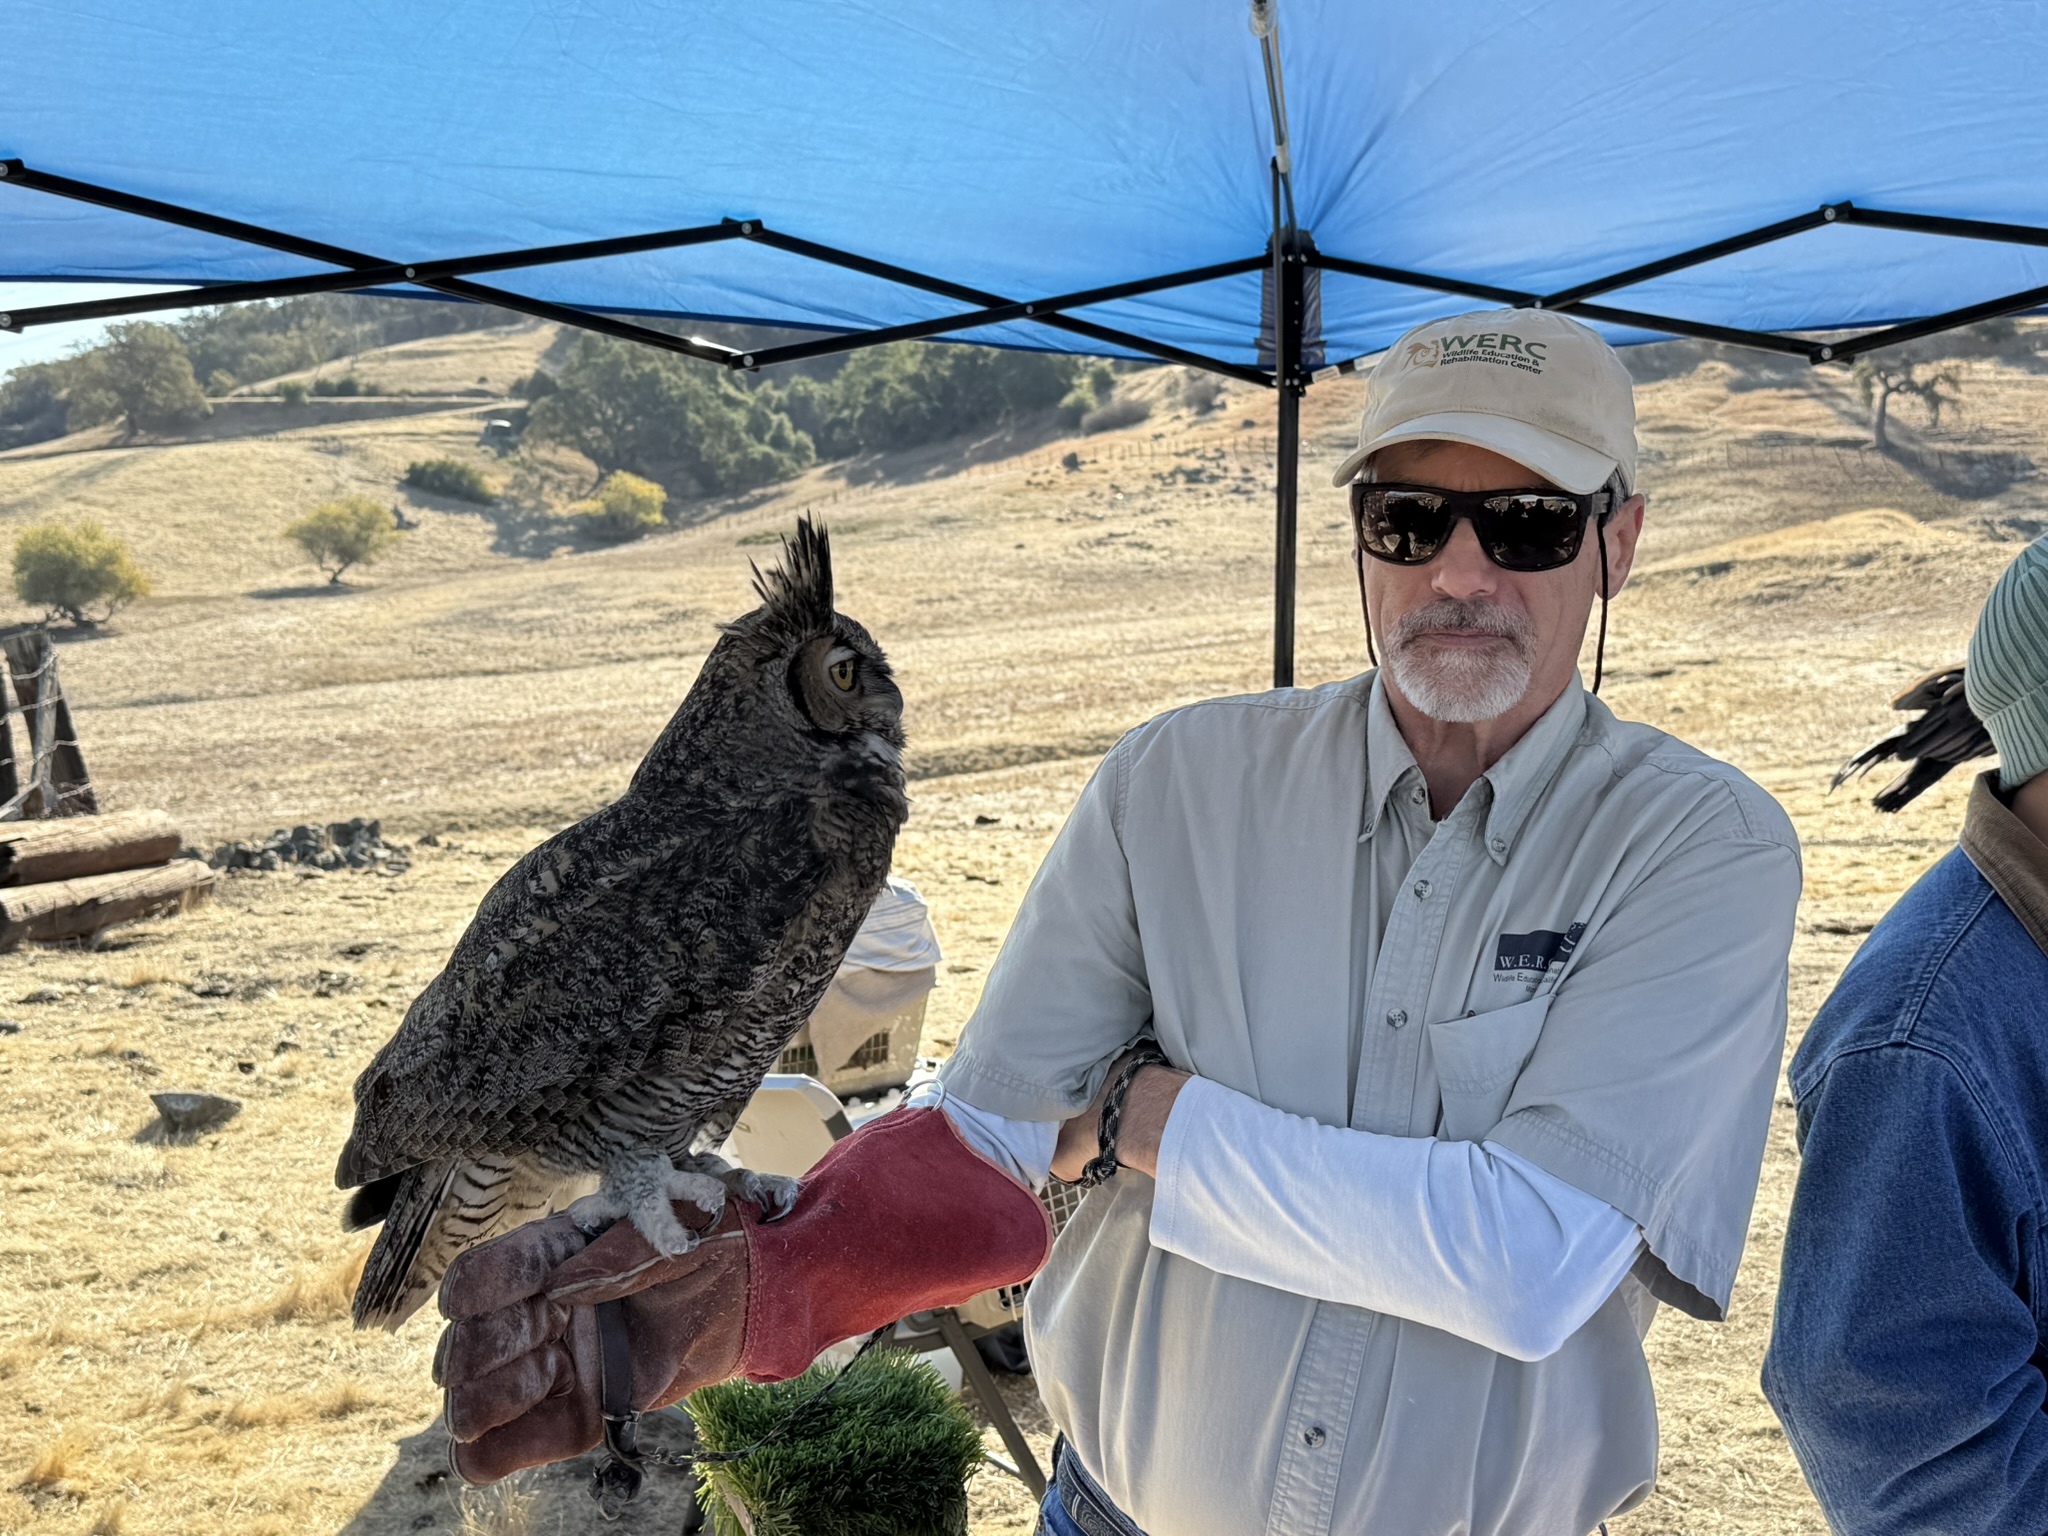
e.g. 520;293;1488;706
1036;1479;1088;1536
1037;1438;1148;1536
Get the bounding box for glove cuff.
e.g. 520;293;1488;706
736;1105;1053;1381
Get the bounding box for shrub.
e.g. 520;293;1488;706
513;370;558;401
278;379;309;405
312;374;377;397
569;471;668;541
1183;372;1225;413
12;521;151;627
403;458;496;505
284;496;401;584
1081;395;1152;435
1057;361;1117;428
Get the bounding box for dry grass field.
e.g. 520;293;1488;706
2;322;2045;1535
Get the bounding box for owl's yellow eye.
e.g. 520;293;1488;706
829;657;857;691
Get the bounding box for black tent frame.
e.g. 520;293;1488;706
8;142;2048;687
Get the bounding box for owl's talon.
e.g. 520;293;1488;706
632;1196;705;1258
733;1171;802;1222
566;1191;626;1239
653;1168;728;1253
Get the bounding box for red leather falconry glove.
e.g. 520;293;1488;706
435;1105;1054;1484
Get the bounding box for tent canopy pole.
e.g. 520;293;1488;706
1272;231;1303;690
732;254;1268;370
1256;0;1304;689
0;159;746;364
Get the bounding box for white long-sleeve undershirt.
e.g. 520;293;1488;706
908;1075;1643;1362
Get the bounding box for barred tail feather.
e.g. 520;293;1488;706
352;1160;457;1330
349;1155;590;1330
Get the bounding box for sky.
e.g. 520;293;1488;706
0;282;184;381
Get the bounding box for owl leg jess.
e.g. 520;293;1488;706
567;1146;727;1257
677;1150;801;1223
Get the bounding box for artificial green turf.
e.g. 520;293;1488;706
687;1349;986;1536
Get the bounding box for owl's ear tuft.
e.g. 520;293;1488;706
750;516;835;632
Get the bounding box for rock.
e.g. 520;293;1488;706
0;1019;20;1034
21;986;63;1004
150;1091;241;1134
418;833;441;847
208;816;408;874
235;1060;255;1074
190;975;235;998
974;814;1001;825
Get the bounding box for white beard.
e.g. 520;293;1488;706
1382;600;1537;723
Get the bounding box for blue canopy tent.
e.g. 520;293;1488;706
8;0;2048;686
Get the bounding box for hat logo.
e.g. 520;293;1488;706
1403;339;1441;369
1438;331;1547;375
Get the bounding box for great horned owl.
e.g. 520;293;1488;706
337;518;907;1328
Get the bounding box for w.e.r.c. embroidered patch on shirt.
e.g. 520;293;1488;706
1494;922;1586;983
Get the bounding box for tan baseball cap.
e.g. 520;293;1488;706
1329;308;1638;494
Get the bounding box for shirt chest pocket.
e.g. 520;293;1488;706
1425;995;1553;1143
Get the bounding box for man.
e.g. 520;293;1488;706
1764;537;2048;1532
432;309;1802;1535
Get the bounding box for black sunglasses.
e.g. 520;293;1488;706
1350;482;1615;573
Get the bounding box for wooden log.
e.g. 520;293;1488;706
0;808;182;886
0;861;214;950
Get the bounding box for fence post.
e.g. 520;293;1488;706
0;629;95;819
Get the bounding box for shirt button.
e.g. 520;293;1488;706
1411;879;1431;900
1304;1425;1327;1448
1410;786;1426;805
1385;1008;1407;1029
1489;836;1507;854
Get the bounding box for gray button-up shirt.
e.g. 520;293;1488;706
940;672;1801;1536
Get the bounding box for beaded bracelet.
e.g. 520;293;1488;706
1076;1040;1173;1189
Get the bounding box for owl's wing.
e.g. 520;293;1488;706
338;794;823;1186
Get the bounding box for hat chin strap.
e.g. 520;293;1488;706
1352;548;1378;668
1593;521;1609;695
